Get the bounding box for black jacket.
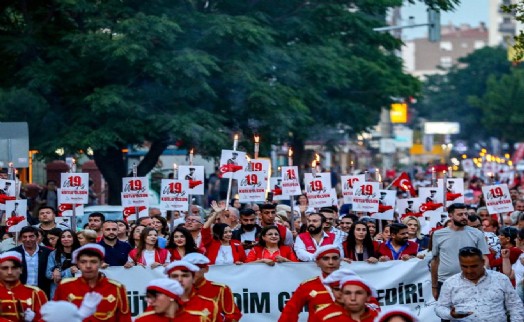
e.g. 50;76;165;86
11;245;52;297
231;225;263;242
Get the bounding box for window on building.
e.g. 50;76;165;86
440;41;453;51
474;40;485;49
440;56;453;68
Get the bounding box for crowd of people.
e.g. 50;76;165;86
1;173;524;321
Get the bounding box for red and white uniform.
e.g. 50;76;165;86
135;310;213;322
53;275;131;322
195;278;242;322
278;276;334;322
0;281;47;322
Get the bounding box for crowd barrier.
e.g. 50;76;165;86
101;259;439;321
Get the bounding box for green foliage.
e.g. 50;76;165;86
502;2;524;61
415;46;512;142
470;69;524;141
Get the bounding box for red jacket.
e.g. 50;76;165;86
376;240;419;260
0;281;47;322
202;227;246;264
245;245;298;263
278;276;333;322
53;275;131;322
128;248;169;265
195;278;242;322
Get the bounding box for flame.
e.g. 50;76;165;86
254;135;260;143
431;167;435;172
234;134;239;140
190;149;194;154
311;160;316;168
288;148;293;157
315;153;320;162
173;163;177;170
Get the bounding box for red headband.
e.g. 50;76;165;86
0;256;22;265
316;249;340;260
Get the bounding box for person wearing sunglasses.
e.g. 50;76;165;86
435;246;524;321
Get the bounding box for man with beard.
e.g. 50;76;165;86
294;213;337;262
376;223;418;261
232;209;262;254
98;221;132;267
431;203;489;314
279;245;341;322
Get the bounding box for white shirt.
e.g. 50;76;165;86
23;245;40;286
512;253;524;288
435;269;524;321
215;245;234;265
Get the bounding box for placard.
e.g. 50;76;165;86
5;199;27;232
178;165;205;195
160;179;189;211
341;174;365;204
60;173;89;204
438;178;464;207
304;173;332;208
370;190;396;220
270;177;286;201
219;150;248;179
0;179;16;197
121;177;149;207
56;202;85;218
280;166;301;196
482;184;514;214
238;171;267;203
352;182;380;212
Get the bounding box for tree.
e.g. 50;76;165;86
470;69;524;143
0;0;457;204
414;46;512;143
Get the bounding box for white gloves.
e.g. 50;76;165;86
24;308;35;322
78;292;103;318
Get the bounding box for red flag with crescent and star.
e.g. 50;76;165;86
391;172;417;197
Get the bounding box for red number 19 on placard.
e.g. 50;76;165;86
68;176;82;187
252;162;262;171
286;169;296;180
130;180;142;191
347;178;359;188
309;180;323;191
489;187;503;198
361;184;373;195
169;182;182;194
246;174;258;185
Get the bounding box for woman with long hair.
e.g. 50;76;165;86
401;216;429;251
245;225;298;265
128;224;146;249
202;210;246;265
151;215;169;248
126;227;170;269
343;221;378;263
46;229;81;297
167;226;199;260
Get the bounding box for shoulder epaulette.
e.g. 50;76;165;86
108;279;123;287
210;281;226;288
323;312;343;320
59;277;78;284
300;276;318;285
24;285;43;292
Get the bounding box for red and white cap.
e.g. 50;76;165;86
322;268;359;288
374;306;419;322
0;251;22;265
340;276;377;297
314;245;340;261
182;253;210;268
147;278;184;304
164;260;200;276
72;243;105;264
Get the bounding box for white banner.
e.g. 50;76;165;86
60;173;89;204
482;184;514;214
160;179;190;211
101;260;439;321
121;177;149;207
281;166;301;196
179;165;205;195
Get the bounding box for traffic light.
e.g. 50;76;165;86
428;8;441;42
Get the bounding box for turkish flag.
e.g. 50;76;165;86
0;195;16;204
391;172;417;197
189;180;203;189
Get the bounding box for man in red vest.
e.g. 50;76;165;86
294;212;338;261
279;245;341;322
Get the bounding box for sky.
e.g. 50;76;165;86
401;0;489;40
